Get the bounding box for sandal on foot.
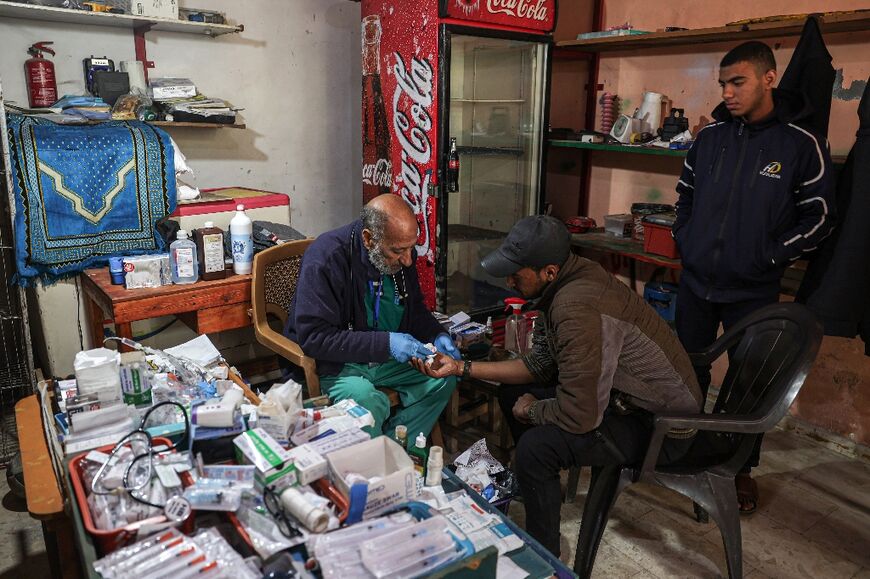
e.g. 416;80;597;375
735;473;758;515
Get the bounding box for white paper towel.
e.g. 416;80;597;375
74;347;122;400
120;60;147;95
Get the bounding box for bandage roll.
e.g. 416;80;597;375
279;487;329;533
223;387;244;408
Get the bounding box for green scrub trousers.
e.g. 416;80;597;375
319;275;455;438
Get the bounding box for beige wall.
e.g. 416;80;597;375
1;1;363;376
552;0;870;445
0;0;362;240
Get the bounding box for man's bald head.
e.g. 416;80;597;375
365;194;417;240
361;194;419;274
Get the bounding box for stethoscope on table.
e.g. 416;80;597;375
90;400;191;512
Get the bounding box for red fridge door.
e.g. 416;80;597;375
362;0;441;309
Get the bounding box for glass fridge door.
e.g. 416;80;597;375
444;34;548;315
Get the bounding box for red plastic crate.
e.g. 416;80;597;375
69;437;194;556
643;222;680;259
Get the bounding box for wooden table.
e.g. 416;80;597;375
16;394;80;579
571;229;807;295
571;229;680;290
80;267;252;347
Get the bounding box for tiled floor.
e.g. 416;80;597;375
508;430;870;578
0;429;866;578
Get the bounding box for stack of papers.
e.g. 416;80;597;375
164;334;222;367
159;94;240;123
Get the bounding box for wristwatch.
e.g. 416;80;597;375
527;401;538;424
461;359;471;379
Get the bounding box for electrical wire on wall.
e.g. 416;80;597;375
73;277;84;351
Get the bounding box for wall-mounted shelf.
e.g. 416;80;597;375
549;140;687;157
549;139;848;164
81;120;245;129
151;121;245;129
0;0;243;36
458;145;525;156
450;99;526;103
557;11;870;52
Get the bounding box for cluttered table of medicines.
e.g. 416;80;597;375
29;337;575;579
80;266;253;348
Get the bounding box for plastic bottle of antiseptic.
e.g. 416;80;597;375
229;204;253;275
170;230;199;284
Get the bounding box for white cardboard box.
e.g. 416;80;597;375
285;444;327;486
327;436;418;519
234;428;299;490
133;0;178;19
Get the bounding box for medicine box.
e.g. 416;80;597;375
328;436;418;519
306;428;370;456
234;428;300;490
123;254;170;289
285;444;328;486
148;77;196;100
133;0;178;20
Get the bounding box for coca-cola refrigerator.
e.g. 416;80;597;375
361;0;555;315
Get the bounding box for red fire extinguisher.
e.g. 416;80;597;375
25;42;58;108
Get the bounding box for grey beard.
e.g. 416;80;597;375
368;243;401;275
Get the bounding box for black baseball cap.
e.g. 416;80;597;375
481;215;571;277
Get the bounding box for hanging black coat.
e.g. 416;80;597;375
778;16;835;139
797;77;870;355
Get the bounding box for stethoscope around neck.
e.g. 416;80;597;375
349;227;409;330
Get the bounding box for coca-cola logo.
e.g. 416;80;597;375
392;52;435;260
454;0;480;16
362;158;392;187
486;0;548;21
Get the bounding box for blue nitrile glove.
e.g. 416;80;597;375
389;332;432;363
434;333;461;360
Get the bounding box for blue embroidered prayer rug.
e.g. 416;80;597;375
6;114;176;284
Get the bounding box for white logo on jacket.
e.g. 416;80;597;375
760;161;782;180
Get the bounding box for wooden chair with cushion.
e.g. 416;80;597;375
250;240;444;445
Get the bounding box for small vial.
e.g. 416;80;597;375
394;424;408;448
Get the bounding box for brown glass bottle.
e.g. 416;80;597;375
194;221;226;280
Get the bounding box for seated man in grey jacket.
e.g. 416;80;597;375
414;215;702;557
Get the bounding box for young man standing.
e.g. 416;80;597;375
672;41;836;513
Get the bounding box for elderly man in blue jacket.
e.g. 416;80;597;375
285;194;457;438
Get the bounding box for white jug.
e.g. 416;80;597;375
639;92;664;132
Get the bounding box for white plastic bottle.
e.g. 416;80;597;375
169;230;199;284
229;204;253;275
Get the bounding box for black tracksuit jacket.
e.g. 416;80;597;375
673;90;836;302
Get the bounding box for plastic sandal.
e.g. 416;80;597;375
735;473;758;515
